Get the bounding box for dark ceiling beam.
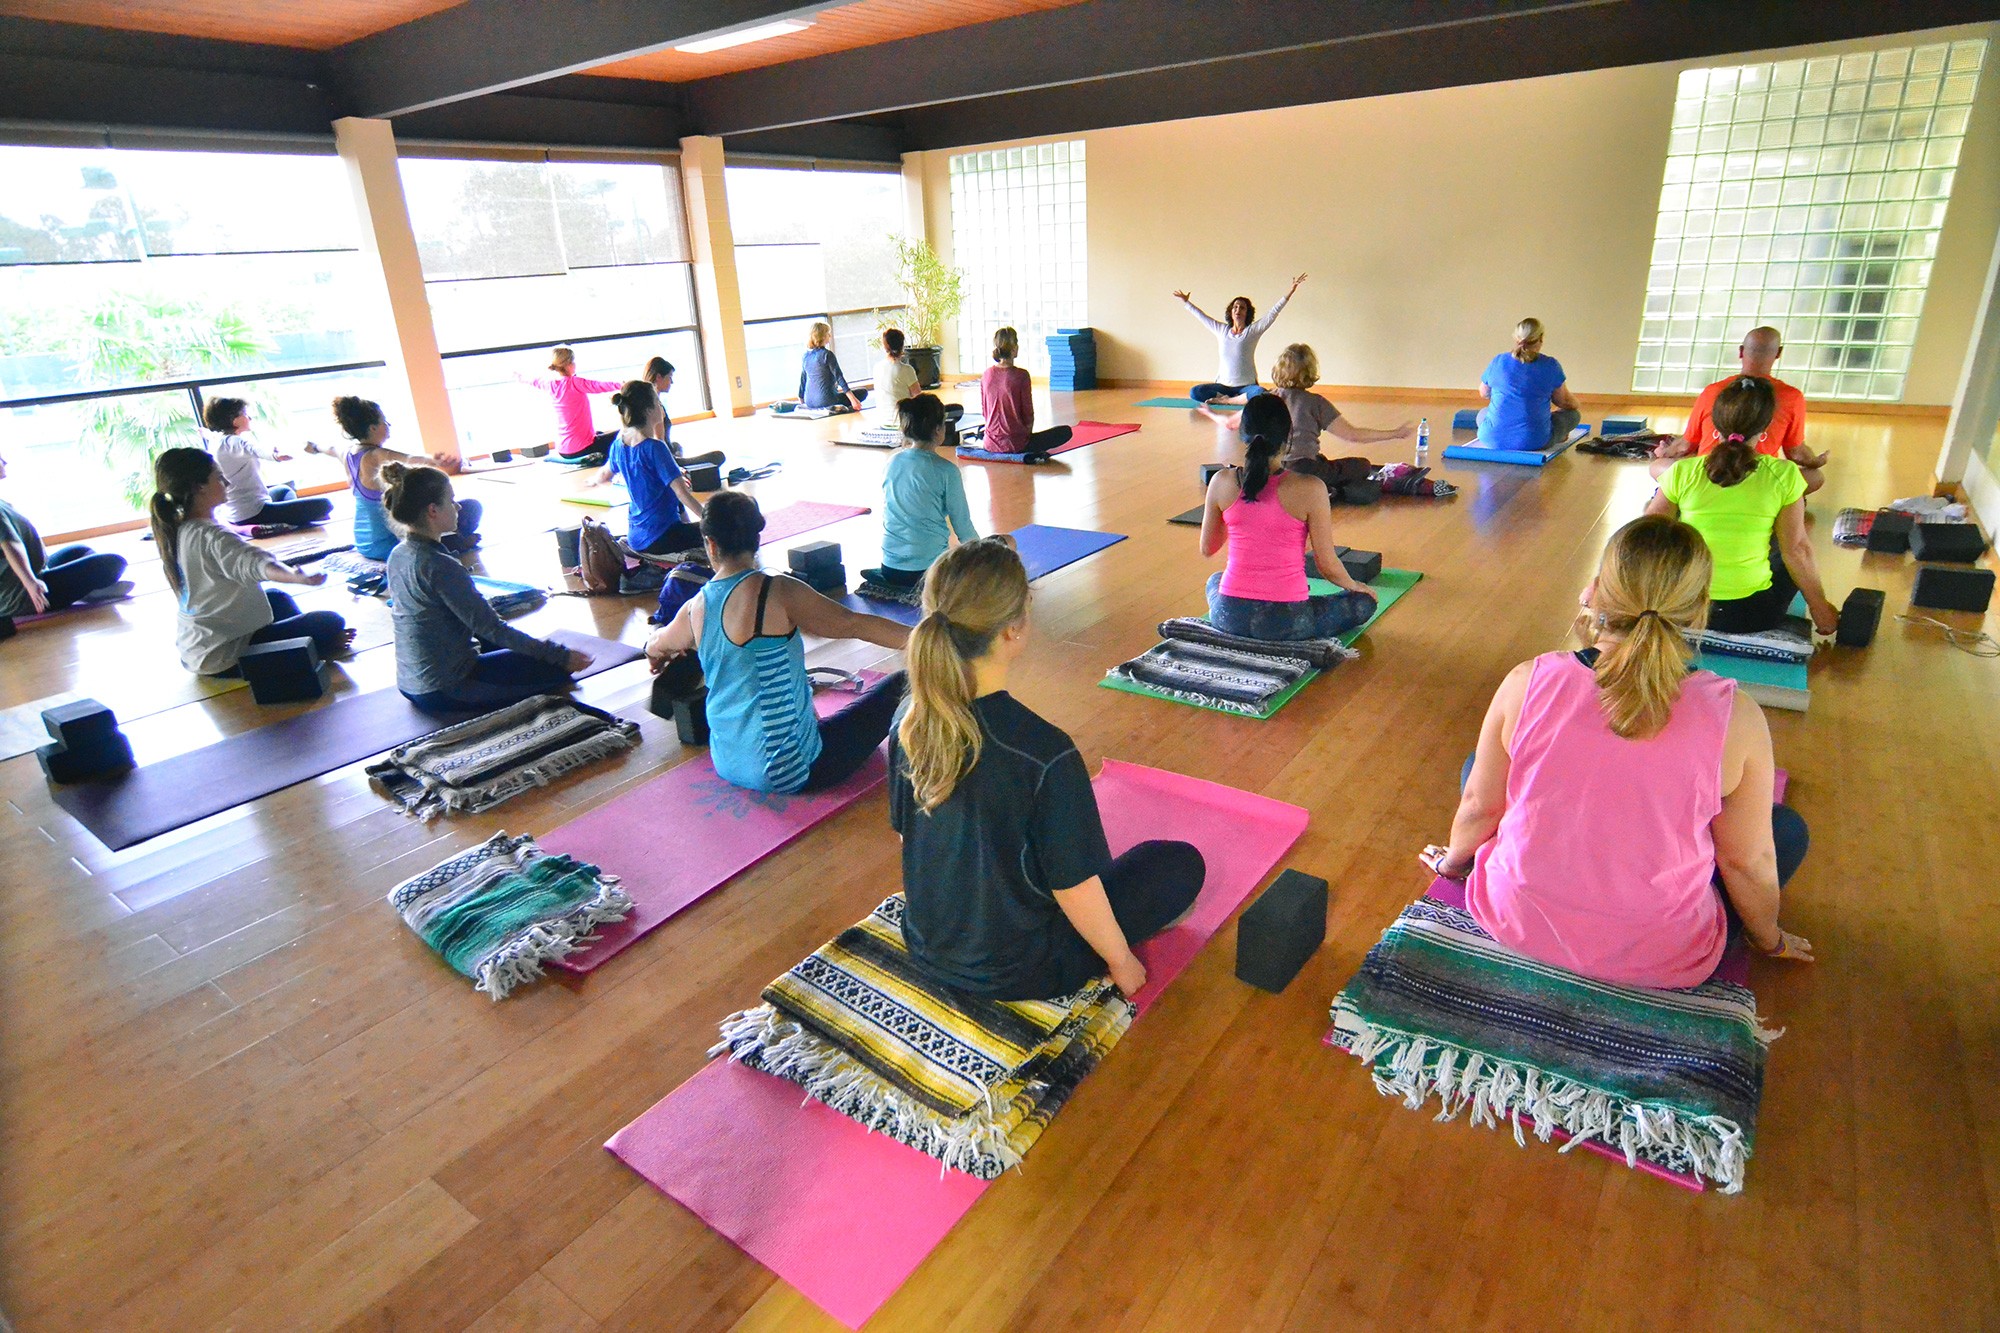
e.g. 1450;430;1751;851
721;119;907;163
390;75;689;150
329;0;843;120
889;0;2000;151
681;0;1603;136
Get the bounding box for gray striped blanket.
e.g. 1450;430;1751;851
368;695;640;820
1107;638;1315;715
1155;617;1358;671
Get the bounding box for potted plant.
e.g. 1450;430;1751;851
889;235;964;389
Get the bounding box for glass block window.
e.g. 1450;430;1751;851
949;141;1086;376
1636;39;1985;401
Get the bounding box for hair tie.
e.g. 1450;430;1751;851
1636;609;1665;622
1725;433;1746;444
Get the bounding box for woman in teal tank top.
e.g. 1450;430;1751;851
645;492;912;793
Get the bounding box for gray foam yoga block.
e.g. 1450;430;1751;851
1865;509;1915;554
1339;550;1382;584
42;698;120;748
239;637;330;705
788;540;841;574
1912;566;1994;613
1235;869;1328;993
1908;523;1989;563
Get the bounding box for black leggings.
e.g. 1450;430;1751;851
1037;839;1206;998
802;670;908;792
1708;536;1799;634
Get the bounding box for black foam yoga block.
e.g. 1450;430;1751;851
799;564;847;595
1865;508;1915;553
1836;588;1884;647
1199;462;1229;492
684;463;722;492
1912;565;1995;613
239;637;329;704
1908;523;1989;563
1338;550;1383;584
42;698;119;747
1235;869;1328;993
673;689;711;746
37;732;134;784
788;540;841;574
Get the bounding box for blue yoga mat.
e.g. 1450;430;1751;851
843;524;1128;623
49;630;645;851
1137;397;1241;411
1442;433;1582;468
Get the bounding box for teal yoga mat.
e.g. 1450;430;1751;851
1136;397;1241;410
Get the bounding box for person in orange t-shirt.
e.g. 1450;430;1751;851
1651;327;1828;494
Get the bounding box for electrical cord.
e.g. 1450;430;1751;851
1896;613;2000;657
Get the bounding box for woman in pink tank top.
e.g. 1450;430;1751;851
1420;516;1815;988
1199;395;1377;640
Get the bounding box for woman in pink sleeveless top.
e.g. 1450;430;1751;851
1199;394;1376;640
1420;516;1815;988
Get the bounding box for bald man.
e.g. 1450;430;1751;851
1651;327;1828;494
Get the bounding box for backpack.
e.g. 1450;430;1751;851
576;517;626;595
651;561;713;625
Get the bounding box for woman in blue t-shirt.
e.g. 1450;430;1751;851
588;381;706;555
1477;318;1582;452
643;491;910;793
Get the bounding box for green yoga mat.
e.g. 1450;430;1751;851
1100;568;1424;718
1136;397;1242;410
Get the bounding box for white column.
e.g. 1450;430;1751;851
679;135;754;417
332;117;460;467
1936;223;2000;494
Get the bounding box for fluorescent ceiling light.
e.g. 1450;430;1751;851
675;20;811;54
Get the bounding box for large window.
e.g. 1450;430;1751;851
1;145;382;533
400;156;706;454
1637;40;1986;401
725;165;907;403
949;141;1087;377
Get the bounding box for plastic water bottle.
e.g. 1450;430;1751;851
1415;417;1430;467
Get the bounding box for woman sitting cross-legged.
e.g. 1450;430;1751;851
1200;394;1377;641
798;321;863;413
892;538;1207;1000
590;380;705;556
1646;375;1839;636
149;447;354;676
1;447;128;620
644;491;910;794
976;326;1070;461
384;462;591;717
861;393;981;591
1421;515;1815;987
200;396;336;529
306;396;481;560
1477;317;1581;452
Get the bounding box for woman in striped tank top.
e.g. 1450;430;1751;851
644;491;910;793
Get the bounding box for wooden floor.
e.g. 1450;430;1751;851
3;387;1997;1332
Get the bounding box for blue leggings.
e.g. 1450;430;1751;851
245;484;335;528
40;545;128;610
1205;571;1376;641
1189;382;1266;404
402;648;574;718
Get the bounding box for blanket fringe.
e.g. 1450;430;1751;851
1330;1007;1758;1193
470;877;632;1001
409;726;639;821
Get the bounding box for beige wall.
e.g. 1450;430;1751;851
914;21;1999;407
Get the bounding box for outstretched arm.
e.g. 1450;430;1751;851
1174;291;1224;334
780;575;913;650
1327;417;1415;445
1247;274;1306;335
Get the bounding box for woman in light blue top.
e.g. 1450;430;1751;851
645;491;910;793
862;393;979;589
1478;317;1582;452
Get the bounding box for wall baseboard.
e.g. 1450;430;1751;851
1091;378;1951;418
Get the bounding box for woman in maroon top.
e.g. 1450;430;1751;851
978;327;1071;462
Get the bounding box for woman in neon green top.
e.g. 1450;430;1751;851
1646;376;1839;636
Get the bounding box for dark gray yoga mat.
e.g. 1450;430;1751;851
51;631;644;850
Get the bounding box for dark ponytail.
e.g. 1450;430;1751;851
611;379;660;430
150;446;218;596
1704;376;1776;488
378;460;453;528
1237;394;1291;501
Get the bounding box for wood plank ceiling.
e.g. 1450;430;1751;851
0;0;467;48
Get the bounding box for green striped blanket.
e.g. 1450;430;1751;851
389;831;632;999
1329;892;1774;1192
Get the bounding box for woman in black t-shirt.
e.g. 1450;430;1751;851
889;538;1206;1000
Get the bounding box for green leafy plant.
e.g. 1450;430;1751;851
889;236;964;348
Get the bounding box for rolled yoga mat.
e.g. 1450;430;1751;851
541;676;894;972
955;420;1139;462
1136;396;1241;410
1441;426;1588;468
840;523;1129;625
604;760;1308;1329
49;630;644;851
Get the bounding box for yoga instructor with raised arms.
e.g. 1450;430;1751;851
1172;272;1306;404
890;538;1207;1000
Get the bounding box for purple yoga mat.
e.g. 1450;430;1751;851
50;631;643;851
605;761;1308;1327
839;524;1127;624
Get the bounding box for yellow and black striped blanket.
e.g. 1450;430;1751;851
714;894;1131;1178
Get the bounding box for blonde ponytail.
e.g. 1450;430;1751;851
1582;515;1713;739
1512;317;1545;363
897;539;1030;812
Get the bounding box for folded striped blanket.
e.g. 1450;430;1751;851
389;831;631;999
1156;616;1359;671
368;695;640;820
853;578;925;607
1690;615;1813;663
1107;637;1315;715
716;893;1132;1178
1329;893;1773;1192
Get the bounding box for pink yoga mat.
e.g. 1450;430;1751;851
961;419;1139;461
605;760;1307;1327
760;500;871;543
